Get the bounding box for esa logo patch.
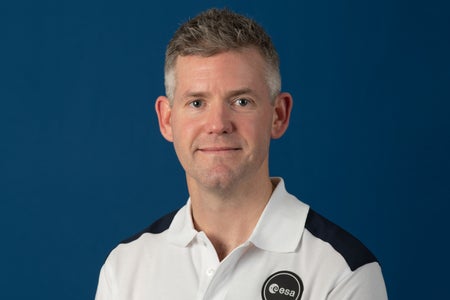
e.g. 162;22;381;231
261;271;303;300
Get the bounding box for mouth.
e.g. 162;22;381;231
197;146;241;153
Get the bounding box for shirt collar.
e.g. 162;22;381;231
166;199;198;247
248;178;309;252
166;178;310;252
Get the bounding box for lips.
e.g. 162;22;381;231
197;146;241;155
197;146;241;153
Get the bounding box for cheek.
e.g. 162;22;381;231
243;115;273;147
170;115;198;150
170;113;189;137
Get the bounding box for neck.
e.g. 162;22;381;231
188;176;274;260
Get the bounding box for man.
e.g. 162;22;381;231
95;8;387;299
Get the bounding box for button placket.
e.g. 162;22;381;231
194;232;221;299
202;242;253;300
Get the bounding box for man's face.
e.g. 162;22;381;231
156;48;289;192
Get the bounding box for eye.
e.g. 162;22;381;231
189;99;203;108
234;98;250;107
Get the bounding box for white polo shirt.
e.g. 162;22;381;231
95;179;387;300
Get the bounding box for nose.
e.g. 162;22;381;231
205;103;233;135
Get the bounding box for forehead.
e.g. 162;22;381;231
173;48;269;97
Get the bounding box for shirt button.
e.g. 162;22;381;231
206;268;215;276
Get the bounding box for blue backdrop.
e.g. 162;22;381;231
1;0;449;299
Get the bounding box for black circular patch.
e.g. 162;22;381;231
261;271;303;300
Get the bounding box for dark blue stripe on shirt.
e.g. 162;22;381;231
305;209;378;271
121;209;179;244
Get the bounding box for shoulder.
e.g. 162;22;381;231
102;209;181;268
304;209;378;271
120;209;179;244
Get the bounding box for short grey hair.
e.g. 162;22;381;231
164;8;281;102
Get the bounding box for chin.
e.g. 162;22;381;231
193;170;240;192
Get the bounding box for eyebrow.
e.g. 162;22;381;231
183;88;255;99
227;88;254;98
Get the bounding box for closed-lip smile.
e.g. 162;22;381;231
198;146;241;152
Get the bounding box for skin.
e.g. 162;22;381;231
155;47;293;260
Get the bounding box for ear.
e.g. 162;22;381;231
271;92;293;139
155;96;174;142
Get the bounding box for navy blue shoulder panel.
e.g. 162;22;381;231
305;209;378;271
120;209;179;244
